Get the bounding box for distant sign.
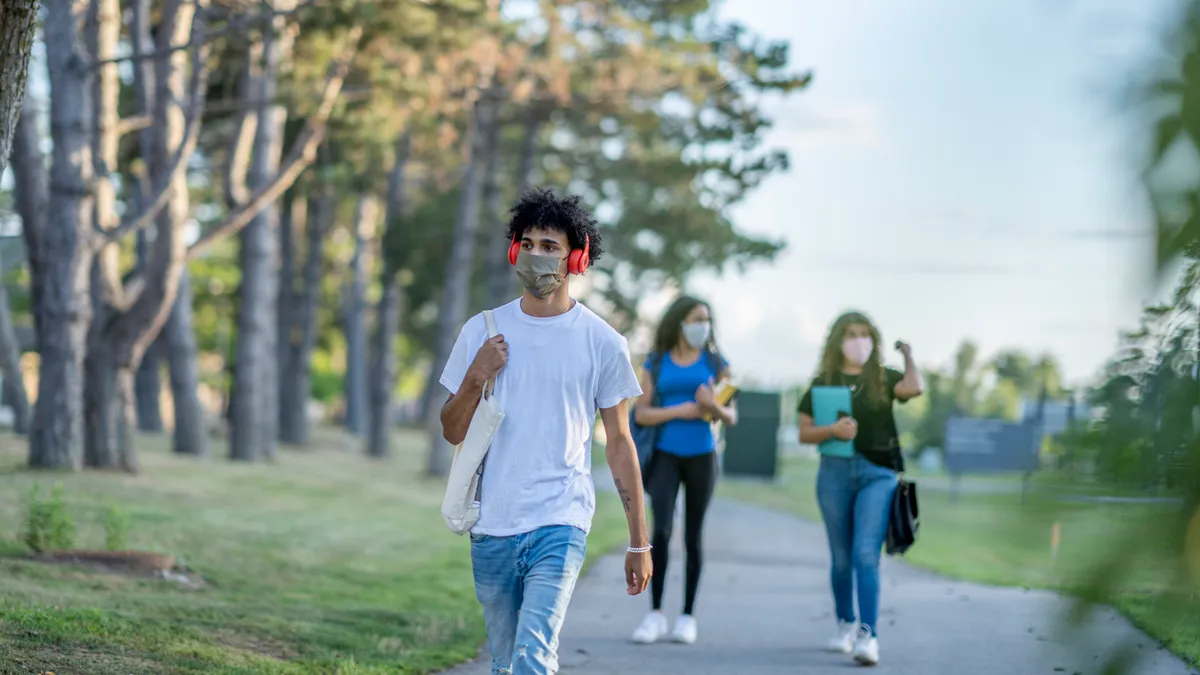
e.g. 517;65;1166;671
943;416;1040;474
1019;399;1085;437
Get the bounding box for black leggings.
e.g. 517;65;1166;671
646;450;718;615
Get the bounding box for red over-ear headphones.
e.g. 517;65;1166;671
508;234;591;275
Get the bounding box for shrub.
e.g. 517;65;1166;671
102;504;131;551
24;482;74;554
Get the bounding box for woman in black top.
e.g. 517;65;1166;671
797;311;924;667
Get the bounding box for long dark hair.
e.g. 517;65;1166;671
652;295;721;360
816;310;888;406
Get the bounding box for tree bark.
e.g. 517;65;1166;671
342;192;376;436
481;101;522;310
164;268;208;455
12;94;46;440
133;233;165;433
277;188;298;437
279;180;331;446
367;134;410;459
130;0;164;435
83;0;129;470
229;2;296;462
31;0;99;470
0;0;39;178
0;257;31;434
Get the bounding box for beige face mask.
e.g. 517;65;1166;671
515;250;565;299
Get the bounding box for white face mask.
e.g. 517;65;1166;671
682;321;711;348
842;336;874;366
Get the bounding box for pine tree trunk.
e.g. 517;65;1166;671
0;258;30;434
279;186;330;446
133;230;165;435
0;0;39;178
229;7;295;462
367;134;410;458
83;0;125;469
481;103;516;310
342;192;376;436
30;0;98;470
130;0;163;435
425;91;501;477
277;189;298;440
11;93;45;441
84;265;118;468
165;269;209;455
135;336;164;432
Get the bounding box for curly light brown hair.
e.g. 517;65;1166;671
816;310;889;406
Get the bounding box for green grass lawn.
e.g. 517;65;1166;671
719;453;1200;666
0;428;628;674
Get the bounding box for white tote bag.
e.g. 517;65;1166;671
441;310;505;536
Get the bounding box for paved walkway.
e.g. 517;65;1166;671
441;500;1196;674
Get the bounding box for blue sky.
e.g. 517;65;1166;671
657;0;1184;388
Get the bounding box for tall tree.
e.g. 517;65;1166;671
367;134;411;458
227;0;299;462
279;161;333;446
26;0;100;469
341;190;376;435
424;0;504;477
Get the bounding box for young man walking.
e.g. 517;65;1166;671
439;187;652;675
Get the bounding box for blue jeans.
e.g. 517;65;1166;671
470;525;588;675
816;454;897;637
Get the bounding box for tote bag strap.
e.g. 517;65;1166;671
482;310;499;399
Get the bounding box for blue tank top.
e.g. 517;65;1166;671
645;351;727;456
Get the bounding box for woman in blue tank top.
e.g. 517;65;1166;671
629;295;737;646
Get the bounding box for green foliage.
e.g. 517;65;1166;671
102;504;131;552
902;341;1067;455
23;482;75;554
1144;0;1200;272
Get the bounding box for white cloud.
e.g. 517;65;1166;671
767;98;886;151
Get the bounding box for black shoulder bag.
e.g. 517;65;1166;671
885;474;919;556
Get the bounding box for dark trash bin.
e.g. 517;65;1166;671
722;390;781;480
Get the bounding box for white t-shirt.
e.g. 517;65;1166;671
440;298;643;537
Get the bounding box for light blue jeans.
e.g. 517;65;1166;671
470;525;588;675
816;454;898;637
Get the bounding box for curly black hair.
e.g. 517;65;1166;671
504;187;604;266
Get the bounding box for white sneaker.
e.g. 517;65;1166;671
852;626;880;666
827;620;857;654
631;611;668;644
671;614;698;644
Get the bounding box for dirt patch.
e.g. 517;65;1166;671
35;550;175;572
210;629;297;661
27;550;207;589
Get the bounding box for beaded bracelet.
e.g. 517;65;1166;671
627;545;652;554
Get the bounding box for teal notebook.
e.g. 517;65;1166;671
811;386;854;457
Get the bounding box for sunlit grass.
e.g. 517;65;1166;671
719;453;1200;666
0;428;627;674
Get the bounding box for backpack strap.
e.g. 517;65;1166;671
648;352;665;407
704;348;725;382
482;310;499;398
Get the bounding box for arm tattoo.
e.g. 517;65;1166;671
614;478;633;514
